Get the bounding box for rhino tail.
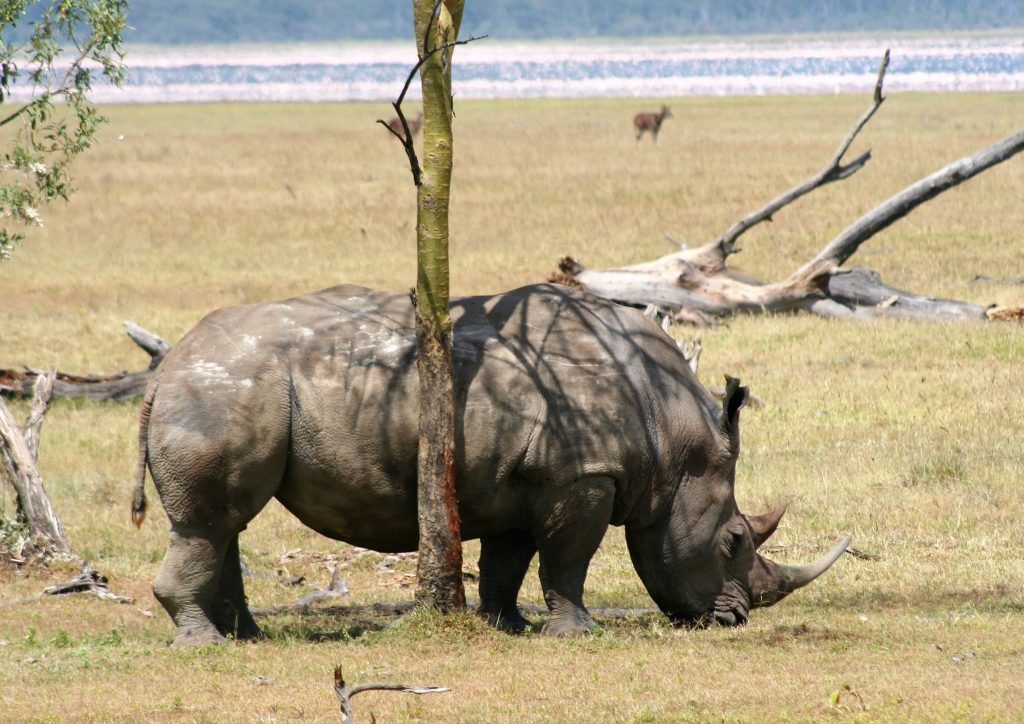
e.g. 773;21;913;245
131;373;160;528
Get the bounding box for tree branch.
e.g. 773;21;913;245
0;35;99;128
333;665;449;724
123;320;171;367
793;128;1024;280
803;267;987;320
1;322;171;401
695;50;890;271
382;32;486;187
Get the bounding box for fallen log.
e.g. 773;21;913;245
0;321;170;401
552;51;1024;324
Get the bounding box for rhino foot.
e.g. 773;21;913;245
171;624;227;647
478;607;534;634
214;598;264;641
541;607;598;637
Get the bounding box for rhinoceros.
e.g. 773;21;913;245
131;283;849;645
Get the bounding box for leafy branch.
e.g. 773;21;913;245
0;0;127;260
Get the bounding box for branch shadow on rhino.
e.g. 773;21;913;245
360;285;688;497
445;285;699;469
351;284;722;633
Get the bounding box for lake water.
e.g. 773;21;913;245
78;34;1024;103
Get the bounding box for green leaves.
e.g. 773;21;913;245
0;0;127;260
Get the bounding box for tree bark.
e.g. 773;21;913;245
0;370;71;555
412;0;466;613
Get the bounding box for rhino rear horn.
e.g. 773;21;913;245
748;502;788;548
721;376;749;436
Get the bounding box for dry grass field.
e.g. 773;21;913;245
1;92;1023;722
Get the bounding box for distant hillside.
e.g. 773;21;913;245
122;1;1024;45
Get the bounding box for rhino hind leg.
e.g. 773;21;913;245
477;529;537;633
211;535;262;641
149;460;284;647
153;528;231;646
147;404;288;645
531;476;616;636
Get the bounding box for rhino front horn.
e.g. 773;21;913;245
752;535;851;608
781;535;851;590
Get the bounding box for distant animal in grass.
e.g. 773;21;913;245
634;104;673;142
386;112;423;138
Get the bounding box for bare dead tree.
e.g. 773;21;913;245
0;370;71;557
553;52;1024;324
333;665;449;724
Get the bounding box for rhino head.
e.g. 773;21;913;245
626;377;850;627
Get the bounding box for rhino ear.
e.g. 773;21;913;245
721;375;749;436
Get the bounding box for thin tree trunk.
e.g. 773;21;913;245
413;0;466;612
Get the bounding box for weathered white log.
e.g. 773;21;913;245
560;129;1024;323
811;268;987;320
551;48;1021;324
566;253;826;321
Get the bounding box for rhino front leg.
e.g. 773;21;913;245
211;534;262;641
153;528;230;646
477;529;537;633
531;476;615;636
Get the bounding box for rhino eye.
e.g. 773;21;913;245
721;526;745;558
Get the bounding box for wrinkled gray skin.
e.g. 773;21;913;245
133;283;848;645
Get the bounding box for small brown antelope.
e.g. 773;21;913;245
387;112;423;138
634;104;672;142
